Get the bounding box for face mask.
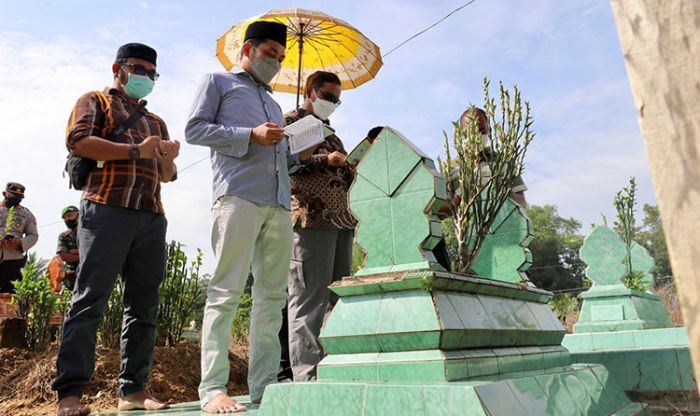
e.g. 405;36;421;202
4;197;21;208
481;134;491;148
311;98;336;120
250;48;280;85
122;73;155;99
65;219;78;229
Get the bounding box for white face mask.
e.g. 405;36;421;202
311;98;336;120
481;133;491;148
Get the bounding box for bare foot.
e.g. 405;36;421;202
57;396;91;416
202;393;247;413
117;390;169;411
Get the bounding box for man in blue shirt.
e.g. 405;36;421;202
186;20;296;413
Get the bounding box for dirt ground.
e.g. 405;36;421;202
0;339;249;416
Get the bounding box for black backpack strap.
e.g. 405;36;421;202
107;104;147;141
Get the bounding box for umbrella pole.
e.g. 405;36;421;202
296;24;305;109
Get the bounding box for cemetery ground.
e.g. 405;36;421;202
0;338;249;415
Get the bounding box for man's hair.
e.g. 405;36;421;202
459;106;489;134
239;38;266;60
305;71;341;97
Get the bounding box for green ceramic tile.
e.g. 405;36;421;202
383;129;423;195
322;335;381;354
321;293;381;339
521;352;546;372
350;173;388;203
317;363;378;382
288;383;365;416
364;385;426;416
377;290;440;334
320;352;379;366
378;361;446;382
441;330;464;349
476;295;518;330
588;364;630;407
447;292;493;330
258;384;293;416
497;353;524;374
638;348;682;391
421;385;451;416
392;191;434;265
474;380;527;415
510;299;540;330
377;331;441;352
562;333;594;351
378;350;444;362
574;366;620;415
677;349;697;389
466;354;499;378
591;331;635;351
560;372;593;415
446;360;469;381
449;386;487;416
591;304;625;321
434;291;463;330
509;378;550;415
352;199;393;270
533;373;578;416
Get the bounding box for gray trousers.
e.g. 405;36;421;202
52;200;166;399
288;228;353;381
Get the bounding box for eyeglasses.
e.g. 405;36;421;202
122;63;160;81
315;89;342;106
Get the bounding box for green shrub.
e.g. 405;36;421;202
232;293;252;341
11;255;60;351
98;278;123;349
156;241;205;346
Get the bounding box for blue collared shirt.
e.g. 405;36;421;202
185;67;298;210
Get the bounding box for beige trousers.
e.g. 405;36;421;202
199;195;292;406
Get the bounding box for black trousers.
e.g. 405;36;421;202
0;258;24;293
52;200;167;399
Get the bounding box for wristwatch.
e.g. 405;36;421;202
128;143;140;160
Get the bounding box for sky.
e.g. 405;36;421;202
0;0;656;275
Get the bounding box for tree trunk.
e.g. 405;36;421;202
610;0;700;394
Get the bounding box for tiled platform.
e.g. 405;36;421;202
256;364;649;415
96;396;257;415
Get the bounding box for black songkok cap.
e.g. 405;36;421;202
116;43;157;66
244;21;288;47
5;182;25;198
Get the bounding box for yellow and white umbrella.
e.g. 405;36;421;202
216;8;383;106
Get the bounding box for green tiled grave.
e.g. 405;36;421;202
563;225;696;396
261;130;645;415
256;364;648;416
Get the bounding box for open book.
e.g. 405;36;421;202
285;115;335;154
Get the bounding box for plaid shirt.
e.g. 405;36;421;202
66;87;174;214
284;108;357;230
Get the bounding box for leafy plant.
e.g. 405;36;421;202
232;293;252;341
1;206;15;238
549;293;579;323
156;241;205;346
11;255;60;351
98;278;124;349
439;78;534;274
613;177;645;290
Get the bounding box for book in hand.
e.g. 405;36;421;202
284;115;335;154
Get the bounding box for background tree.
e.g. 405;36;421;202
635;204;672;280
525;205;586;290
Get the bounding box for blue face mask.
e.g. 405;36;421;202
122;73;155;99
